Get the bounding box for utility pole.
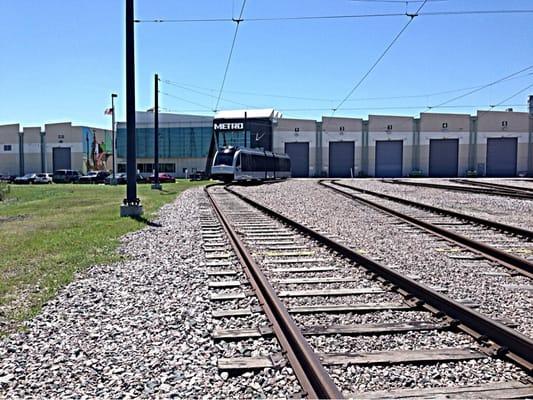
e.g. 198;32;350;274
111;93;118;185
527;95;533;176
121;0;143;217
152;74;162;190
244;111;247;147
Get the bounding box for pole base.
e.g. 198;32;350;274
120;204;144;217
151;183;162;190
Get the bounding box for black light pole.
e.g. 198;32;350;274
121;0;142;216
152;73;161;190
111;93;118;185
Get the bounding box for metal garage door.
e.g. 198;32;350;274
375;140;403;177
284;142;309;178
329;141;354;178
429;139;459;177
52;147;71;171
486;138;517;177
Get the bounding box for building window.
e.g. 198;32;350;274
386;124;393;131
117;163;126;173
160;163;176;173
136;163;176;173
442;122;448;129
137;163;154;173
3;145;12;151
501;120;508;127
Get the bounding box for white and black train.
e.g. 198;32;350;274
211;146;291;182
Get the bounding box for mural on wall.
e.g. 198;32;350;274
82;127;111;171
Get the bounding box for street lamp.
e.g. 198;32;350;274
111;93;118;185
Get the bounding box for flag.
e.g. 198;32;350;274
104;108;113;115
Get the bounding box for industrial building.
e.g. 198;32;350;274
0;122;112;176
207;100;533;178
116;112;213;178
2;97;531;179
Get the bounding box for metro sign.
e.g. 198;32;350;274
214;122;244;130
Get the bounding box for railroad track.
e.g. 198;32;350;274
321;180;533;279
382;179;533;200
451;179;533;195
203;184;533;398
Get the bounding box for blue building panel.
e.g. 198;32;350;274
116;126;213;159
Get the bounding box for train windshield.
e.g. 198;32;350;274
214;151;235;166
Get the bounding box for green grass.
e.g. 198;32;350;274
0;181;207;335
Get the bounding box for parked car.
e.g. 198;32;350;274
189;170;208;181
14;173;37;184
104;173;146;185
79;170;110;184
148;173;176;183
34;173;53;184
0;174;16;183
52;169;82;183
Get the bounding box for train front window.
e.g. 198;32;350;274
214;152;234;166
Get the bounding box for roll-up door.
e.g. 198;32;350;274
284;142;309;177
429;139;459;177
52;147;71;171
486;138;517;177
375;140;403;177
329;141;355;178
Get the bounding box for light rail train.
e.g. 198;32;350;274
211;146;291;182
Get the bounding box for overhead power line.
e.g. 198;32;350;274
134;9;533;23
428;64;533;110
214;0;248;112
333;0;428;113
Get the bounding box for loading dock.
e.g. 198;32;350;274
52;147;71;171
486;137;517;177
284;142;309;177
429;139;459;177
375;140;403;177
329;141;354;178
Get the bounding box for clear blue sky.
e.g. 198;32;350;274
1;0;532;129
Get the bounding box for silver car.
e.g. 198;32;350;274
34;173;53;184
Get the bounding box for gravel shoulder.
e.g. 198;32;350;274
0;188;265;398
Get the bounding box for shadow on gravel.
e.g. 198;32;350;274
128;215;162;227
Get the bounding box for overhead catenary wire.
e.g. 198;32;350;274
427;64;533;110
333;0;429;114
162;72;533;104
214;0;248;112
134;9;533;23
159;91;214;111
161;79;259;109
490;82;533;109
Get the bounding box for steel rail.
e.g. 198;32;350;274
451;179;533;195
327;180;533;240
382;179;533;200
321;180;533;279
225;185;533;373
204;185;343;399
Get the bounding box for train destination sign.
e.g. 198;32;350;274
214;122;244;130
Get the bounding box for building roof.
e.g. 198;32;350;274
214;108;282;120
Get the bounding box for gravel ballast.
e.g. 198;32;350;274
233;180;533;337
0;188;302;398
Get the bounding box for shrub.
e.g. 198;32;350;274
0;182;10;201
